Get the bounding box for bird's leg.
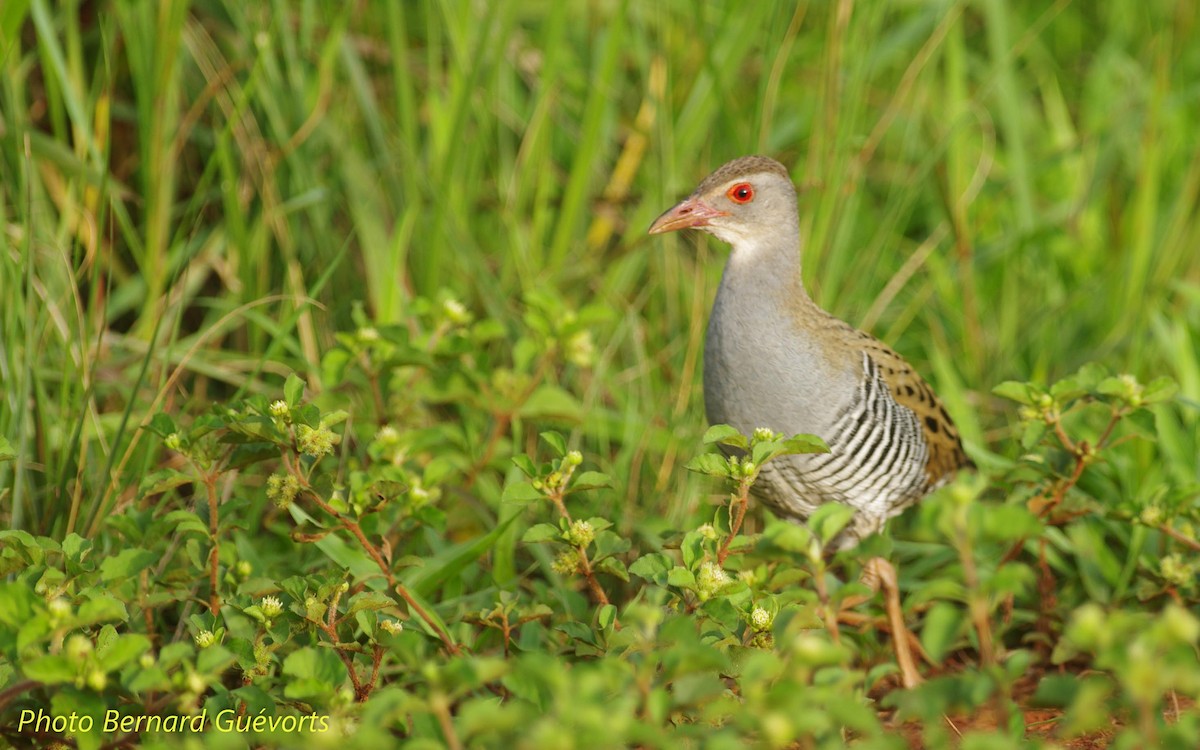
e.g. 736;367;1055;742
858;557;922;689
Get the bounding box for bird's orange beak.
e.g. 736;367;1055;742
648;196;727;234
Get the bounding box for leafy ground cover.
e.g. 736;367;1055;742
2;1;1199;748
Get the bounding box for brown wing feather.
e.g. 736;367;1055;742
815;314;973;489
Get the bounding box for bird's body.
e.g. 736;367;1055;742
652;156;970;547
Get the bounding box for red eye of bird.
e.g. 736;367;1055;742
727;183;754;204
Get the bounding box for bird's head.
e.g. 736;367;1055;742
648;156;797;247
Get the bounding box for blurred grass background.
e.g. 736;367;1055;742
1;0;1198;537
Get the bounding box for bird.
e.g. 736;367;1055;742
649;155;973;686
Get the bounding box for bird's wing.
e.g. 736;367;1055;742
818;316;973;490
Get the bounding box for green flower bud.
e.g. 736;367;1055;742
749;606;774;633
1160;554;1196;588
565;450;583;467
268;400;290;419
565;330;595;368
260;595;284;619
266;473;301;508
551;550;580;576
193;630;216;649
380;619;404;635
356;326;380;343
236;560;253;580
442;298;472;325
65;634;93;664
696;561;731;602
752;427;777;443
297;423;337;458
1139;506;1163;526
565;520;595;548
164;433;183;452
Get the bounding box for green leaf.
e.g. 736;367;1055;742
96;633;152;672
1050;376;1087;402
992;381;1034;405
595;556;629;582
685;453;731;478
570;471;611;491
146;413;177;438
501;480;544;505
920;602;964;664
22;654;76;684
285;643;348;696
99;548;158;582
0;435;15;462
702;424;748;449
782;434;830;455
809;503;856;545
597;604;618;630
511;455;537;476
667;567;697;590
77;596;128;625
284;373;305;406
764;519;814;553
1143;377;1178;404
346;591;395;615
628;553;672;582
521;523;561;543
539;431;567;456
138;469;193;497
519;386;582;421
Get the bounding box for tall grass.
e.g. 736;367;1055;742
1;0;1198;537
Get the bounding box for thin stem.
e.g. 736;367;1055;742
281;452;461;655
716;480;752;565
204;471;221;615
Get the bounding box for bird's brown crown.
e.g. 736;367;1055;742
695;155;791;195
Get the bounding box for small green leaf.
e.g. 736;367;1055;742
501;480;544;505
667;567;697;590
1143;377;1178;404
629;553;672;582
138;469;193;496
520;386;582;421
702;424;748;449
1050;376;1086;402
146;413;177;438
521;523;561;543
685;454;731;478
346;591;395;615
992;381;1034;405
22;654;76;684
570;471;612;491
782;434;830;455
920;602;964;665
99;548;157;582
595;557;629;582
597;603;618;630
284;373;305;406
511;455;537;476
540;431;567;456
97;634;152;672
810;503;856;545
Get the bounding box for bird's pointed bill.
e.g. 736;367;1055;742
648;197;727;234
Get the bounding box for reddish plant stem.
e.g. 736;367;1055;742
282;452;461;656
717;481;752;565
547;489;610;607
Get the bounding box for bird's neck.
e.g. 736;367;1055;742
720;224;815;311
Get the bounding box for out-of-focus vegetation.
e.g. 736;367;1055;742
1;1;1198;747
